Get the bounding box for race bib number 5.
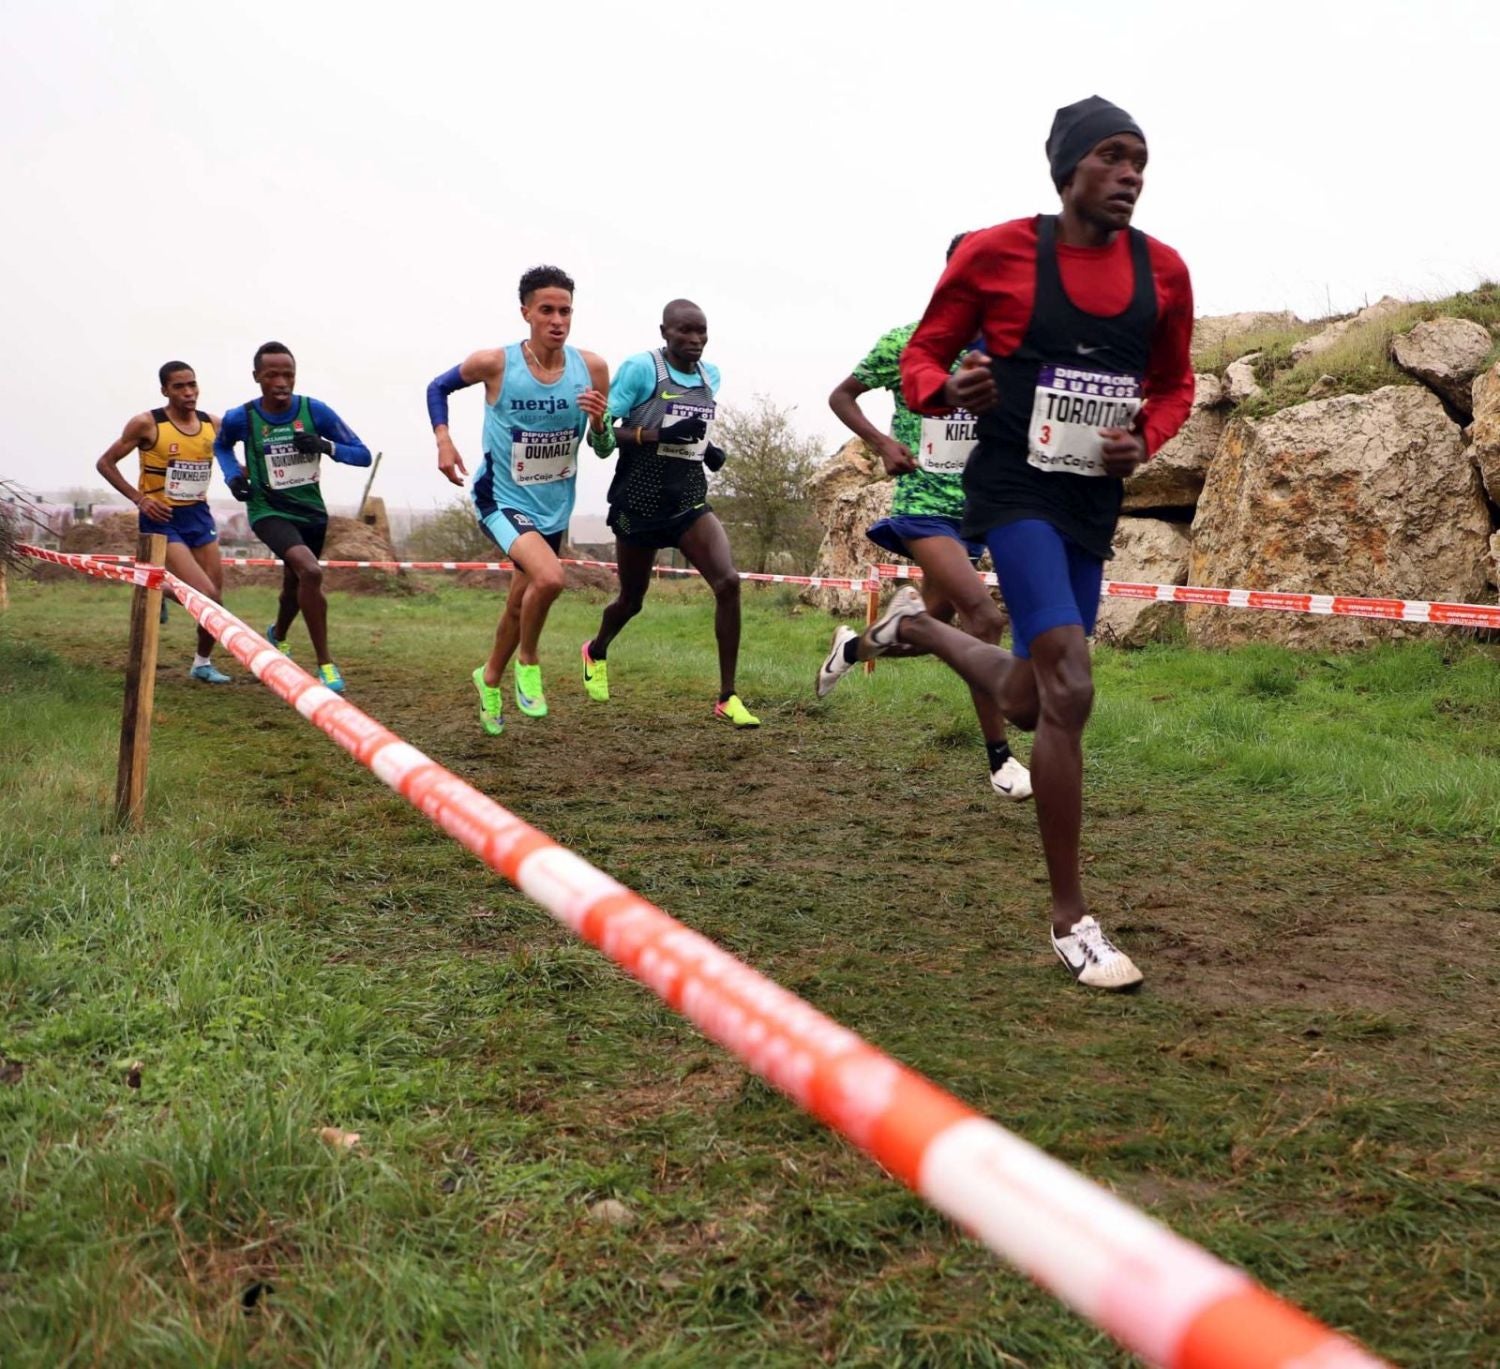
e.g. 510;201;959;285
918;409;977;474
165;459;212;502
510;427;580;485
1027;364;1141;478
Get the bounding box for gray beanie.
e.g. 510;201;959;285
1045;96;1144;189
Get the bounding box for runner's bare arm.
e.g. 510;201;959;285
577;351;611;432
433;349;506;487
829;375;917;476
96;412;170;522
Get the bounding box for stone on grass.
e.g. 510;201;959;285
1390;317;1494;413
1095;518;1191;647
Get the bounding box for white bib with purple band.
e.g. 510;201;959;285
510;428;580;486
917;409;978;474
1026;364;1141;478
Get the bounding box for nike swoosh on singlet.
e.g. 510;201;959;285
1075;344;1102;356
660;391;686;399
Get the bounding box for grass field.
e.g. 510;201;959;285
3;576;1499;1366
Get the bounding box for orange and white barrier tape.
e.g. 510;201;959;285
17;544;165;589
14;541;1385;1368
874;562;1500;632
80;551;880;593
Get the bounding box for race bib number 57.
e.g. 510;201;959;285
1026;364;1141;478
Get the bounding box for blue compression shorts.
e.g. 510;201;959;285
983;518;1103;658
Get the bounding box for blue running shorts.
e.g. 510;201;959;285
983;518;1104;658
866;514;985;563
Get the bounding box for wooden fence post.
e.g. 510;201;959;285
114;532;167;828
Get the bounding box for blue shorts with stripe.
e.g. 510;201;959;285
139;501;217;548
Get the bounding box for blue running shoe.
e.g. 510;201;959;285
189;663;232;685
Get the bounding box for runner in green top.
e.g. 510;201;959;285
818;234;1031;802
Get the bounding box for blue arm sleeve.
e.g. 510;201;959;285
308;398;372;467
427;365;472;430
214;407;246;484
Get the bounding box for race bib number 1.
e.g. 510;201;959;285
1026;364;1141;478
918;409;977;474
510;428;580;485
658;400;714;461
165;459;212;502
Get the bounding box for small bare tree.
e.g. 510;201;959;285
402;498;498;562
711;397;825;574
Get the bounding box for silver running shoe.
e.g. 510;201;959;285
1050;916;1144;991
863;586;925;656
816;625;859;697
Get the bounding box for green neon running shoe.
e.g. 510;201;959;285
713;694;760;728
318;662;346;695
514;662;548;718
581;640;609;702
266;623;291;656
472;666;504;735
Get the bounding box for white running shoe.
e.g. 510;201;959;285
863;586;925;656
1050;916;1144;991
817;625;859;697
990;755;1033;802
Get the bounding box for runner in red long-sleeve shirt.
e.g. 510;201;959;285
856;96;1195;991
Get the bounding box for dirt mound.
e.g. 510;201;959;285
60;512;138;556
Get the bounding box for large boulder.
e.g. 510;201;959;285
1187;386;1492;648
1390;317;1494;413
803;481;892;616
808;437;880;524
1095;517;1191;647
1123;374;1225;512
1289;295;1408;364
1469;363;1500;505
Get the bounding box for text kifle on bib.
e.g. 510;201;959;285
510;427;580;485
165;459;212;502
658;400;715;461
266;435;320;490
1026;364;1142;478
918;409;978;474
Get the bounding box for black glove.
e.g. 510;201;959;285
228;474;251;502
293;432;333;456
704;442;726;472
657;416;707;446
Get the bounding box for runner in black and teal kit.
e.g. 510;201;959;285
580;299;759;728
820;237;1031;800
214;341;371;694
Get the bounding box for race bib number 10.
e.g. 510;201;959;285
266;436;320;490
1026;364;1141;478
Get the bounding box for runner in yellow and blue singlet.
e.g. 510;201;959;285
94;359;232;683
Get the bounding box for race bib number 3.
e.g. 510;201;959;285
1026;364;1142;478
165;459;212;502
510;428;580;485
266;438;320;490
918;409;977;474
658;400;714;461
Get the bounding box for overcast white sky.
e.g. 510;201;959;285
4;0;1497;520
